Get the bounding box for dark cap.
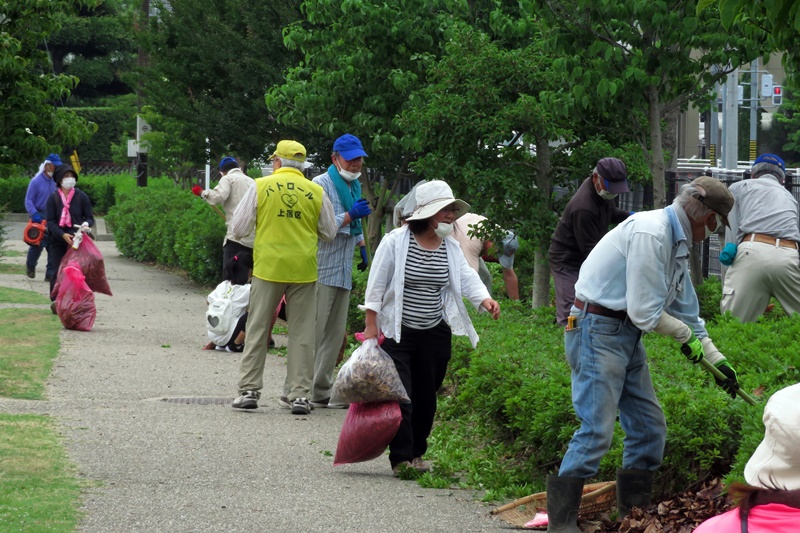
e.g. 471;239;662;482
333;133;368;161
753;153;785;171
53;164;77;186
691;176;734;226
218;156;238;171
596;157;629;193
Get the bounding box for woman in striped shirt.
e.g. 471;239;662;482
361;180;501;476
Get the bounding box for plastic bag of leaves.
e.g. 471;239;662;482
330;338;410;405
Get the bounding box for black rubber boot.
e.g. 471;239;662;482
546;474;585;533
616;469;655;519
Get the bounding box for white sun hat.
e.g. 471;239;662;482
404;180;470;221
744;382;800;490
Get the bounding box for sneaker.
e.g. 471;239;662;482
50;301;57;315
225;344;244;353
27;270;35;279
291;397;311;415
278;396;291;408
44;275;52;282
310;397;348;409
392;461;414;478
310;397;329;408
268;337;275;348
411;457;431;472
232;390;260;409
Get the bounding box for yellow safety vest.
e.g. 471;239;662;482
252;167;324;283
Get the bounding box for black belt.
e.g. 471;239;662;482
574;299;627;320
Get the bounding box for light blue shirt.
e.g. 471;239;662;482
574;203;708;338
313;171;364;290
725;174;800;244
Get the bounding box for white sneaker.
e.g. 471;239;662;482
291;397;311;415
232;390;260;409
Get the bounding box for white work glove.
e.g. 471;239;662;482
700;337;726;366
653;312;692;344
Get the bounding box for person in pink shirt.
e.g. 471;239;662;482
694;382;800;533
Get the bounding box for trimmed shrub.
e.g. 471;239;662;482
106;186;225;285
0;178;30;213
429;303;800;501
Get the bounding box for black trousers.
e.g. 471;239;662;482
222;240;252;279
382;320;452;467
49;237;70;300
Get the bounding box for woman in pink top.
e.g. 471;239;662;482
695;382;800;532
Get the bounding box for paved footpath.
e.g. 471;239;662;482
0;217;509;533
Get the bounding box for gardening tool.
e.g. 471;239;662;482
209;204;226;221
696;356;757;405
490;481;616;529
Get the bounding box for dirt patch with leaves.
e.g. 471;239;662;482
577;479;734;533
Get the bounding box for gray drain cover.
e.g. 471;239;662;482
160;397;234;405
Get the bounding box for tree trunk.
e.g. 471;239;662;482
647;85;667;208
532;138;552;308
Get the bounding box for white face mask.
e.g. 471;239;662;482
434;222;454;238
338;168;361;182
598;189;617;200
61;177;76;190
704;213;723;239
594;177;617;200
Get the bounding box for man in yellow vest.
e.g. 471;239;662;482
229;140;338;414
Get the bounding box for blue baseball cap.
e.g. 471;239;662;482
753;153;785;171
333;134;368;161
46;153;62;166
218;156;238;170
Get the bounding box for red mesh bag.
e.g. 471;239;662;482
333;401;401;466
56;261;96;331
51;236;112;298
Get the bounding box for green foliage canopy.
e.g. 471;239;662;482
140;0;303;168
0;0;99;175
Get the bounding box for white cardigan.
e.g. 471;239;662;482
360;225;490;348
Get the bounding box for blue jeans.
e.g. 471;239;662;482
557;308;666;479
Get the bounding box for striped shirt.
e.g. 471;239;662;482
402;233;449;329
314;171;364;290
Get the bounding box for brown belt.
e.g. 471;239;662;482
743;233;798;250
574;299;627;320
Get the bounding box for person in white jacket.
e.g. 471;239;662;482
361;180;500;476
204;252;252;352
193;156;256;270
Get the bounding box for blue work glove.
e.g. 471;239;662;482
680;333;704;364
719;242;738;266
31;213;43;224
357;246;368;271
714;361;740;399
348;198;372;220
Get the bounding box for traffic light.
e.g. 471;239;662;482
773;85;783;106
761;73;774;98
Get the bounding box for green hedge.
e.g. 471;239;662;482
427;302;800;501
0;174;171;216
106;187;225;285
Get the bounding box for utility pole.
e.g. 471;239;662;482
749;60;758;162
136;0;150;187
722;68;739;170
709;83;718;167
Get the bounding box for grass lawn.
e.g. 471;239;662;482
0;415;82;532
0;308;61;399
0;288;83;531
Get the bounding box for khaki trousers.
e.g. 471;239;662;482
311;283;351;401
238;277;317;400
721;241;800;322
